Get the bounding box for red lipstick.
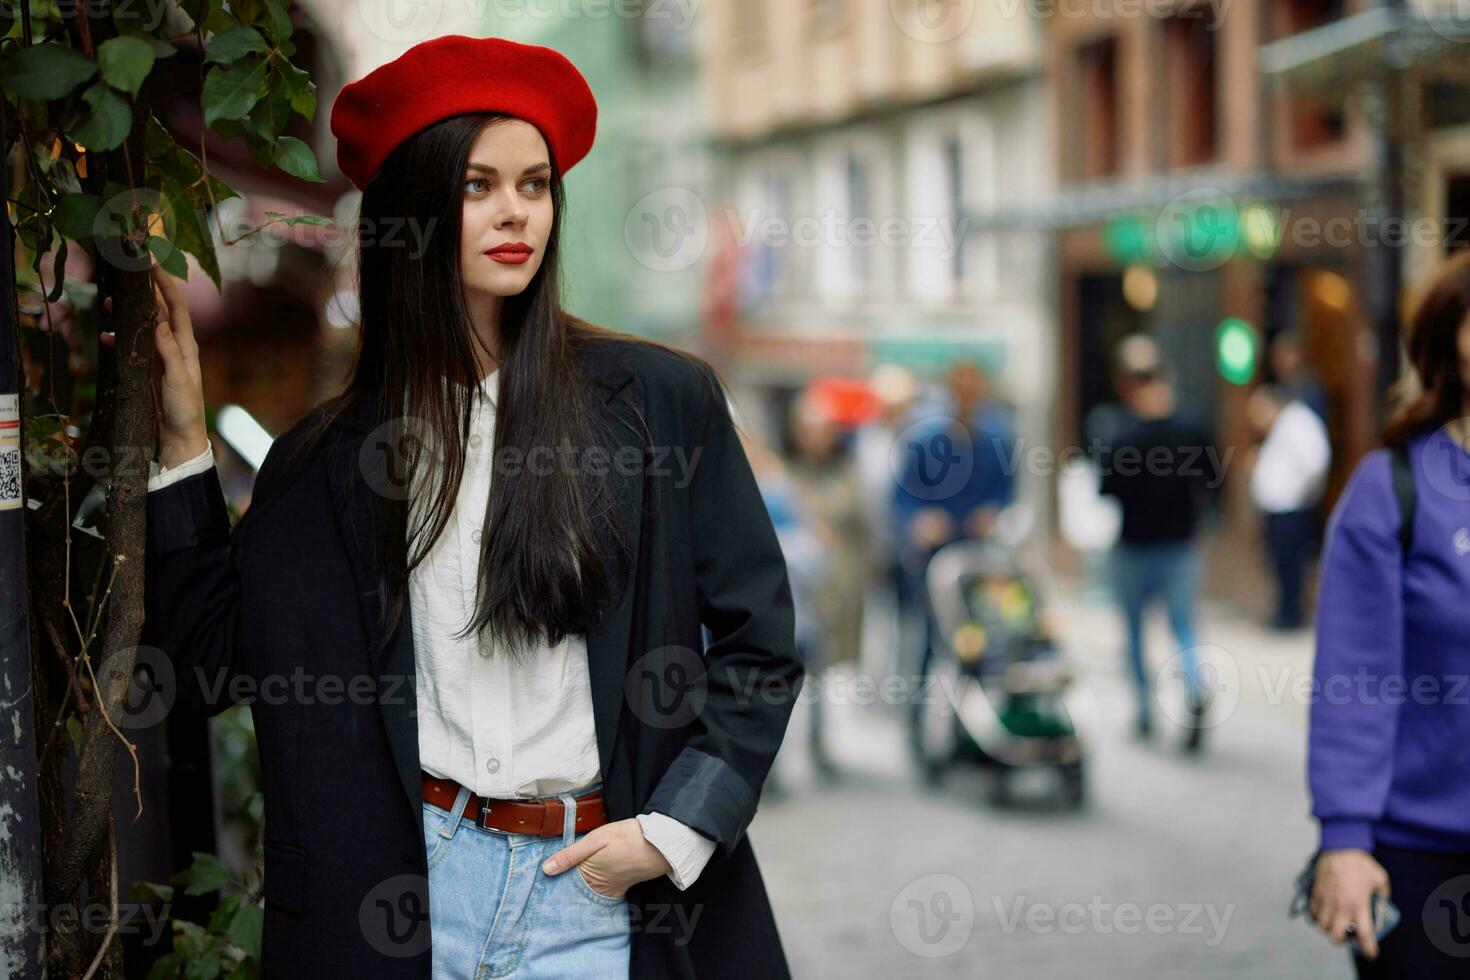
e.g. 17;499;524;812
485;242;533;265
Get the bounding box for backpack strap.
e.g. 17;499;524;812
1389;443;1416;561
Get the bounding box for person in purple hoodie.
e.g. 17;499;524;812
1308;248;1470;977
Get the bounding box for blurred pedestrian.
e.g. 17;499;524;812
853;364;918;679
786;390;869;673
893;360;1017;757
1248;334;1332;631
1096;336;1220;749
1308;249;1470;976
1267;327;1329;423
739;411;839;785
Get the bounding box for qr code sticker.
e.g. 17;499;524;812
0;446;20;504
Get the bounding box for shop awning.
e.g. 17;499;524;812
1260;6;1470;91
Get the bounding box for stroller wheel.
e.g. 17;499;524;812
1059;761;1087;809
912;657;963;784
987;768;1011;806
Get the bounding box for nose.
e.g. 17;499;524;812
492;187;529;228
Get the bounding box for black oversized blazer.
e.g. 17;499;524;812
141;337;805;978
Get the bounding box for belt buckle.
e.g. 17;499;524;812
475;796;496;832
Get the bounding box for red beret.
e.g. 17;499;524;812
330;34;598;191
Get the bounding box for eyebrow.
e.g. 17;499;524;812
466;162;552;176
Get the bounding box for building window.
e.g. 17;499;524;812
944;134;965;288
1278;0;1347;149
847;152;871;294
806;0;848;38
1448;175;1470;255
735;0;768;60
1077;36;1120;180
1163;10;1218;167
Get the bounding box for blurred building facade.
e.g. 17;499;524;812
699;0;1056;526
1038;0;1398;597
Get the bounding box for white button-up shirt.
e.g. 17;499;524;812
147;368;716;890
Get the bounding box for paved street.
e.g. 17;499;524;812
750;583;1353;979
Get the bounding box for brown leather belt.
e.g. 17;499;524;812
420;771;608;837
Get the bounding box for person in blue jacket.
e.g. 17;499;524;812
892;361;1016;755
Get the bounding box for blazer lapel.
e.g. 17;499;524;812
325;345;644;828
583;369;645;786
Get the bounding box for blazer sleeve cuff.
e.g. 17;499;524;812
147;457;231;555
635;811;717;891
148;440;216;492
639;745;757;858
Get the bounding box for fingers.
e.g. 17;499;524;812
1358;914;1380;960
149;262;196;357
541;830;605;875
98;268;189;358
1352;895;1379;959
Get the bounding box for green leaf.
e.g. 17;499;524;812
160;181;222;291
279;63;314;120
149;235;188;279
120;30;179;59
183;949;221;980
264;0;293;42
147;952;184;980
66;716;83;755
129;879;176;904
227;901;263;961
231;0;267;27
98;35;155;96
205;27;269;65
0;44;97;100
206;891;243;934
45;239;68;302
202;60;269;126
68;83;133;152
53;193;102;240
271;136;321;182
177;0;218;28
225;961;260;980
199;5;237;34
242;130;276;169
173;852;233;896
247;84;290;142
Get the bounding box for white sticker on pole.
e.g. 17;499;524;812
0;393;21;511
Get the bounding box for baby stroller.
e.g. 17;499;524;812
913;538;1087;808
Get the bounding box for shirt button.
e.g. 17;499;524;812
472;529;482;543
470;434;481;448
486;757;500;774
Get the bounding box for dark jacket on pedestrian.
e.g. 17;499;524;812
1098;410;1219;543
141;337;805;978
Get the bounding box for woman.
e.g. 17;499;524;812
134;35;803;980
1308;248;1470;976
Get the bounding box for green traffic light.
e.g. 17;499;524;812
1216;318;1258;385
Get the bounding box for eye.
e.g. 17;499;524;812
465;176;490;195
523;176;549;195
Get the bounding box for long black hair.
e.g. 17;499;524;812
291;111;721;664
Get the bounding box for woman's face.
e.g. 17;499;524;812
459;118;555;301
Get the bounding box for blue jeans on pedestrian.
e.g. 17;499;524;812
421;779;631;979
1110;540;1203;725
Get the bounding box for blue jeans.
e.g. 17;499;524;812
1110;541;1203;723
421;779;631;979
